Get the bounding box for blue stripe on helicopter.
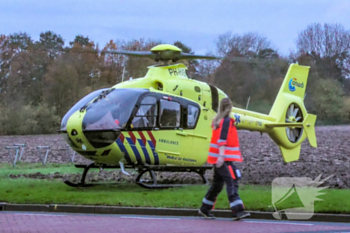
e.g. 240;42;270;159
137;139;151;164
126;137;142;163
116;138;132;164
148;140;159;165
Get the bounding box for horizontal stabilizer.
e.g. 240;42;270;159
265;113;317;149
265;123;303;128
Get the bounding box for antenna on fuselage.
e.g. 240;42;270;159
121;66;126;82
246;96;251;110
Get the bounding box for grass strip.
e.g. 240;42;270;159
0;178;349;214
0;162;81;177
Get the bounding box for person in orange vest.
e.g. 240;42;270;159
198;98;250;221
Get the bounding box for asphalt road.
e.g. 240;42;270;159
1;211;350;233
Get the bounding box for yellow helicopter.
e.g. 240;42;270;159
60;44;317;189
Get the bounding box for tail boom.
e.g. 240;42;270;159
231;64;317;163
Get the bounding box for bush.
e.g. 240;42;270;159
307;79;347;124
247;100;272;115
0;103;60;135
342;97;350;123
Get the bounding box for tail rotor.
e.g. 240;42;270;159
285;103;303;143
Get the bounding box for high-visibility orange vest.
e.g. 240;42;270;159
207;116;242;164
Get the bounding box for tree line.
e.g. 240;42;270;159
0;23;349;135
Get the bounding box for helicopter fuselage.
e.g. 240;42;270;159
60;44;317;189
61;62;316;167
61;63;227;166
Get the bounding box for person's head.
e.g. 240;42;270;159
212;97;233;128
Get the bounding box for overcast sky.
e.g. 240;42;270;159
1;0;350;56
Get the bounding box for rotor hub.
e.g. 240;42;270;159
288;116;296;122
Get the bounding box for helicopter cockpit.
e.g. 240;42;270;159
82;88;146;130
61;87;201;150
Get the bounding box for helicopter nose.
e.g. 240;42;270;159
83;130;121;149
81;108;122;148
62;109;121;151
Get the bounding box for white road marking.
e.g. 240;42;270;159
14;213;67;217
120;216;180;220
244;220;314;226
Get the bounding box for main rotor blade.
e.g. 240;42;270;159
101;50;156;59
180;53;219;60
89;48;265;64
98;48;271;64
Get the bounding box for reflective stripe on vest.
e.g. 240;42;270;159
208;152;242;160
210;143;239;151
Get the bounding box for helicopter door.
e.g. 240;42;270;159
184;103;208;165
128;94;159;165
156;97;184;165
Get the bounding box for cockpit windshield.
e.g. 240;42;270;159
61;88;108;131
82;88;148;130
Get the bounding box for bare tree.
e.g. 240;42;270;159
216;32;273;57
213;32;284;111
100;39;126;85
296;23;350;58
196;58;220;83
295;23;350;81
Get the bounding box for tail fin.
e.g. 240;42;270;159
267;64;317;163
269;64;309;120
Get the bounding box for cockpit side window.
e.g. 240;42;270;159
131;96;158;128
187;105;199;129
159;99;181;128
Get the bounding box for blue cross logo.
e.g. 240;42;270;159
234;113;241;125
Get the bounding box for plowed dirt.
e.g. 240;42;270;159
1;126;349;188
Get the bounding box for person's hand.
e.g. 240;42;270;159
216;156;224;168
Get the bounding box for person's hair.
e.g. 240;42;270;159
212;98;233;128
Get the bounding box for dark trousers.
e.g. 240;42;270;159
201;161;244;212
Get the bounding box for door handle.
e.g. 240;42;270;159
176;131;188;136
186;133;207;139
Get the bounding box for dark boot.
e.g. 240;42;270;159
232;211;250;221
198;208;215;219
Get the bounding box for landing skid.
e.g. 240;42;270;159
136;165;211;189
64;162;95;187
63;162;133;187
63;163;212;189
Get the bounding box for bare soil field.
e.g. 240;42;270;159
0;126;349;188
